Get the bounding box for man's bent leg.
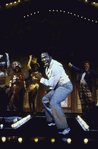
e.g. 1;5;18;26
50;81;73;130
42;90;54;123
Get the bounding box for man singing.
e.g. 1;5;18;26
36;52;73;135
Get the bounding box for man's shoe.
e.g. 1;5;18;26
48;123;56;126
58;128;71;135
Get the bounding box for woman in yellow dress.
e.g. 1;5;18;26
27;55;42;113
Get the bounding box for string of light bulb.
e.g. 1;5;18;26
23;9;98;24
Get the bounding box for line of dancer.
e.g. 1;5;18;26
0;53;42;115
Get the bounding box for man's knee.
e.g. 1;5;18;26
50;99;57;107
42;96;48;104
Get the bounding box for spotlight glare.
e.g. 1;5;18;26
67;138;72;144
84;0;88;2
34;138;38;143
0;124;3;129
84;138;88;144
92;2;96;5
51;138;55;143
1;137;6;143
18;137;23;143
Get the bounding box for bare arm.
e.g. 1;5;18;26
27;55;32;70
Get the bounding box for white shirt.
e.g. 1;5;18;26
40;59;70;89
80;72;87;84
0;71;8;78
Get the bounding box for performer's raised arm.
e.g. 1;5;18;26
68;62;81;73
27;55;32;70
5;53;10;68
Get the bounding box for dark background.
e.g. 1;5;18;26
0;0;98;69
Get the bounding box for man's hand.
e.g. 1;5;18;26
35;73;42;80
68;62;72;67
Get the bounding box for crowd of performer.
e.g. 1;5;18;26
0;52;98;135
0;53;42;114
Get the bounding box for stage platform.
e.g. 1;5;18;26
0;112;98;147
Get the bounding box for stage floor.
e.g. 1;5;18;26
0;112;98;147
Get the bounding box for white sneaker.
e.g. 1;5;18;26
48;123;56;126
58;128;71;135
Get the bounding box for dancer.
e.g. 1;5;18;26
8;61;25;112
35;52;73;135
27;55;42;113
0;53;10;112
68;61;98;115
